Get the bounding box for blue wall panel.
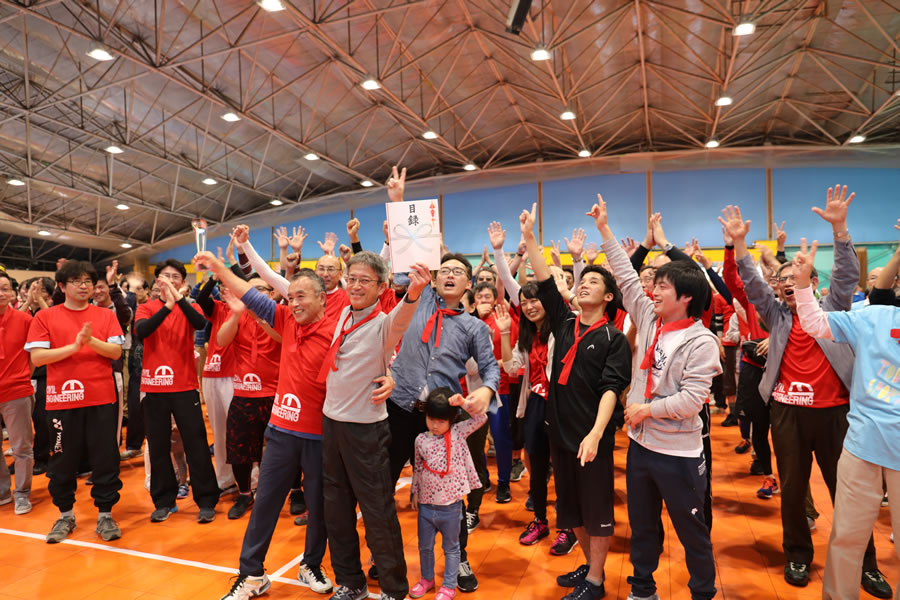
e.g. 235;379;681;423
280;211;352;259
152;227;269;264
443;184;537;254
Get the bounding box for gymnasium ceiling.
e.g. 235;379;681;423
0;0;899;269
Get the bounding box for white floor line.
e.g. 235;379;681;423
270;551;305;578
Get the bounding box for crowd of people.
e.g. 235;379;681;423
0;167;898;600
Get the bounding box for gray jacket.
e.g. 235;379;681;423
603;239;722;455
735;237;858;402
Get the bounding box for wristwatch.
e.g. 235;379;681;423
662;242;674;253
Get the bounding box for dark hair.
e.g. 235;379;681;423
154;258;187;279
562;266;574;276
441;253;472;279
462;289;475;314
653;261;710;320
0;271;12;287
475;266;497;281
56;260;98;286
517;282;552;352
424;387;460;422
473;282;497;300
291;268;326;296
777;261;817;281
581;265;622;322
40;277;55;296
639;264;656;275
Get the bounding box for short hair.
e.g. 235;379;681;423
291;268;326;296
639;264;655;275
475;266;497;280
653;261;710;320
0;271;12;287
441;253;472;279
56;260;98;286
424;387;460;422
778;261;817;281
473;282;498;299
39;277;55;296
581;265;622;321
346;251;389;284
154;258;187;279
462;289;475;311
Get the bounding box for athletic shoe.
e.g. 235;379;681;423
329;584;369;600
519;518;550;545
484;480;493;493
457;560;478;593
120;448;141;460
46;516;76;544
784;562;809;587
150;505;177;522
882;493;889;507
807;517;816;531
550;529;579;556
294;511;309;526
0;494;11;507
496;481;511;504
33;461;48;475
410;578;435;598
562;578;605;600
435;587;457;600
367;563;378;580
465;511;479;534
757;477;779;499
510;459;526;482
219;484;238;497
14;497;32;515
177;483;190;499
626;594;660;600
290;489;307;515
525;494;534;512
734;439;752;454
749;460;766;476
228;493;254;519
721;414;739;427
557;564;589;588
381;594;405;600
198;508;216;523
220;574;271;600
96;515;122;541
862;569;893;599
297;562;333;594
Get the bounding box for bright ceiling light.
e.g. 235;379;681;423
734;21;756;36
7;178;25;186
304;152;319;161
715;96;733;107
560;110;576;121
115;203;129;210
463;163;477;171
531;46;551;61
258;0;285;11
705;138;720;149
361;78;382;91
105;145;123;154
270;198;284;206
849;134;866;144
422;130;438;140
360;180;374;187
578;149;591;158
202;178;217;185
221;112;241;122
87;45;114;61
120;242;133;249
38;230;51;236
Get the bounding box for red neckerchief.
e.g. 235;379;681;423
421;430;452;478
316;305;382;382
557;315;609;386
891;329;900;345
289;314;328;353
640;317;695;398
421;302;462;348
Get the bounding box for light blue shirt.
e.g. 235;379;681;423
827;305;900;470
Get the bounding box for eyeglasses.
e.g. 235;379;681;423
67;278;93;287
777;274;796;283
346;276;377;287
439;267;468;277
254;285;274;293
316;266;340;274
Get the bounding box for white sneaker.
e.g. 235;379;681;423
14;497;32;515
297;562;333;594
220;574;271;600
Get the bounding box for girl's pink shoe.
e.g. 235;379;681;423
435;586;457;600
410;578;435;598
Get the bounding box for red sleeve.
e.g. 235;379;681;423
26;310;51;347
379;287;398;313
135;302;151;321
723;247;750;312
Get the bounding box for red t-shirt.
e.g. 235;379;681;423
324;287;350;322
268;306;338;435
230;311;282;398
0;308;34;403
483;312;519;395
203;301;236;379
772;314;849;408
26;304;123;410
715;293;737;347
136;299;205;393
528;337;549;399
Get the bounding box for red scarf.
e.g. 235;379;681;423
316;306;382;382
557;315;609;386
892;329;900;345
421;430;452;478
421;302;462;348
640;317;694;398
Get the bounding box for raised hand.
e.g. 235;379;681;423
811;185;854;226
586;194;609;230
106;260;118;286
481;245;490;265
317;232;338;255
621;236;639;258
383;220;389;244
339;244;352;265
220;285;245;314
232;224;250;245
448;393;466;407
192;251;222;274
487;221;506;250
274;226;289;250
516;235;527;256
651;212;669;248
406;263;433;299
721;224;733;246
285;252;300;270
584;242;599;264
386;165;406;203
550;240;562;269
642;214;655;248
792;237;818;288
493;301;512;332
693;240;712;269
718;205;751;241
774;221;787;249
346;218;360;242
520;202;537;235
565;228;586;260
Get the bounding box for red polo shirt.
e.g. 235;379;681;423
230;311;281;398
137;299;205;393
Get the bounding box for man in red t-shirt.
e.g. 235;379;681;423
135;259;219;524
0;271;35;516
25;261;125;543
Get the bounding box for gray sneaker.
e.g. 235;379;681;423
14;497;32;515
329;585;369;600
96;515;122;541
150;506;177;522
510;459;527;482
198;507;216;523
46;516;76;544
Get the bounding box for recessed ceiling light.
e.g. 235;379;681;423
578;149;591;158
38;230;51;236
361;78;381;91
258;0;285;11
463;163;477;171
115;203;129;210
270;198;284;206
7;178;25;186
715;96;733;107
531;46;551;61
120;242;133;249
304;152;319;161
87;45;114;61
422;130;438;140
734;21;756;36
105;145;123;154
849;134;866;144
560;110;576;121
202;178;217;185
360;180;374;187
221;112;241;122
705;138;720;149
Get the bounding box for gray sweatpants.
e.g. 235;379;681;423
0;396;35;501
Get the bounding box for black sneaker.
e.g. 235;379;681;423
862;569;893;599
557;564;589;588
33;461;48;476
510;459;526;482
150;506;177;522
721;414;739;427
784;562;809;587
496;481;511;504
329;584;369;600
749;460;766;476
525;494;534;512
290;489;307;515
562;578;605;600
465;511;480;534
550;529;579;556
198;508;216;523
367;563;379;580
457;560;478;592
228;494;254;519
484;480;493;493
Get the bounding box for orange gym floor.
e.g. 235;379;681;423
0;415;896;600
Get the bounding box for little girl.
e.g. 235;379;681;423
410;387;487;600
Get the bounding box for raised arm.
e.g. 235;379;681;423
233;224;289;297
813;185;858;311
792;238;835;340
520;203;551;283
489;221;521;305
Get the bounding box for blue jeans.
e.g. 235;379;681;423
418;501;462;589
488;394;513;483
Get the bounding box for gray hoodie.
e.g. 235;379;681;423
602;238;722;456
